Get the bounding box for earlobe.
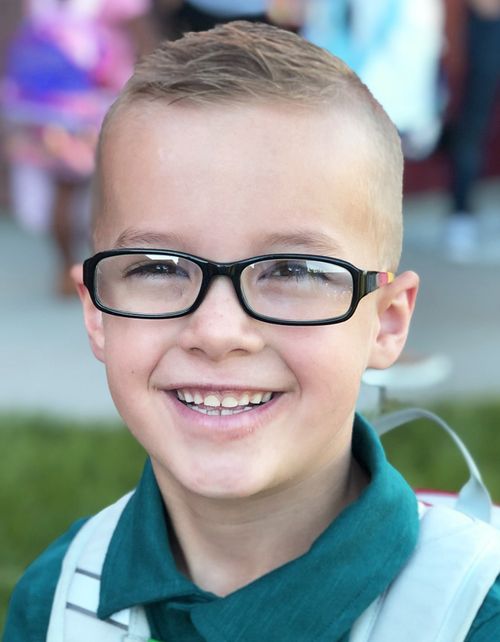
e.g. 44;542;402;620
367;270;419;370
70;264;106;363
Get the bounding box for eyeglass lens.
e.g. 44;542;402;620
241;258;353;321
96;253;203;316
94;253;354;322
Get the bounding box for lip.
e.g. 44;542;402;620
166;383;276;393
160;388;284;442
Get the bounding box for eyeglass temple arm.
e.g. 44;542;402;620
363;271;395;294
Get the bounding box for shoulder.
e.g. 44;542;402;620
466;575;500;642
419;506;500;642
2;518;89;642
369;505;500;639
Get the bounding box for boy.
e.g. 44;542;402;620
4;21;500;642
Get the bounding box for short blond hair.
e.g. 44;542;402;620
97;21;403;269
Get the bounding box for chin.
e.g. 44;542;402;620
174;460;274;500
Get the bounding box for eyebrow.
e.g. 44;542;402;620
261;230;345;256
113;227;344;257
113;228;185;249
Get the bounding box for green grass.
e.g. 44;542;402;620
1;399;500;632
0;413;145;633
379;399;500;502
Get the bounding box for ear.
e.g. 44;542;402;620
70;264;106;363
367;270;419;369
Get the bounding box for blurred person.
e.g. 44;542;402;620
301;0;445;160
445;0;500;260
265;0;304;30
1;0;155;295
153;0;270;38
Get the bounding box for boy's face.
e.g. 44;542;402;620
77;102;417;499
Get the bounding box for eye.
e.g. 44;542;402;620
259;260;328;281
124;260;189;279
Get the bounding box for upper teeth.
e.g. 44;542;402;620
176;390;273;407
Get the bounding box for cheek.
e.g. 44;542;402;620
101;317;172;399
282;321;374;405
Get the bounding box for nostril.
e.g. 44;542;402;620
177;283;266;359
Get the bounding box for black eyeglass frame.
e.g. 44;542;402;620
83;249;394;326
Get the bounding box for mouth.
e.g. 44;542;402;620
174;389;275;416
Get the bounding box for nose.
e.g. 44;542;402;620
177;276;265;361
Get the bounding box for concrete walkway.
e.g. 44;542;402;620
1;180;499;420
1;215;118;420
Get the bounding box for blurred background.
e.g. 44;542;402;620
1;0;499;631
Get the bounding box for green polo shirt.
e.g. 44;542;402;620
3;415;500;641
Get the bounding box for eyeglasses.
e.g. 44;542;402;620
83;249;394;326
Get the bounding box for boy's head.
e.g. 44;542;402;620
94;21;403;270
75;22;418;501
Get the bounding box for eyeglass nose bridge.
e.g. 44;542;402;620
192;260;246;313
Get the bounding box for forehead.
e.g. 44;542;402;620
95;101;381;265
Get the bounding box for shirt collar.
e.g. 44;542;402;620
99;414;419;640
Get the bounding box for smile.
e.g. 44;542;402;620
175;389;274;415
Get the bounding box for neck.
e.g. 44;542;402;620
152;450;369;597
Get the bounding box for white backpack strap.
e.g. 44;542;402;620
372;408;493;523
350;504;500;642
47;491;151;642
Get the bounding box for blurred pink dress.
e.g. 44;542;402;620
1;0;150;229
